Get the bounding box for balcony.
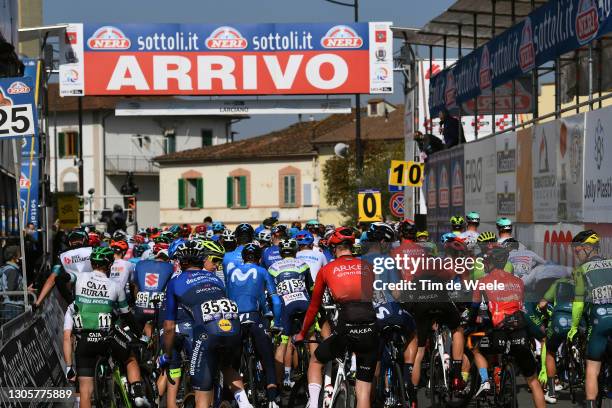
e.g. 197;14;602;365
105;155;159;175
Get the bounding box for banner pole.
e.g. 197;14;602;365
12;140;29;308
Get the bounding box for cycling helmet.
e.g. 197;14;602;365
135;234;146;244
477;231;497;243
88;232;101;248
200;240;226;260
327;227;356;247
67;230;89;248
167;225;181;235
279;238;299;257
168;238;186;260
221;229;236;242
194;224;207;234
450;215;465;229
352;242;363;257
137;228;148;236
90;246;115;271
178;224;192;238
444;239;468;258
242;243;262;263
133;244;149;258
416;230;429;240
146;227;159;236
256;229;272;244
502;238;520;251
271;224;288;238
205;229;214;239
174;240;206;266
367;222;395;243
440;232;459;243
155;249;169;260
572;230;600;246
488;245;510;269
399;220;417;240
466;211;480;224
234;223;254;241
153;242;169;255
306;219;318;227
154;233;172;244
110;239;128;254
496;217;513;232
325;224;335;233
112;230;128;241
289;227;300;238
211;222;225;233
263;217;278;229
295;230;315;246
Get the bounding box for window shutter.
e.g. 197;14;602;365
74;132;80;157
290;176;296;204
58;132;65;158
239;176;247;207
283;176;289;205
196;178;204;208
178;179;186;209
226;177;234;208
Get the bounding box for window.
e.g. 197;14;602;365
226;176;247;208
165;132;176;154
303;183;312;206
202;129;213;147
58;131;79;158
283;175;296;206
178;178;203;209
63;181;78;192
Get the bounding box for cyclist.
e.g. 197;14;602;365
221;229;238;252
471;232;513;280
503;237;546;281
268;238;313;388
226;243;282;407
64;246;149;408
470;245;546;407
256;229;272;249
496;217;526;250
37;229;93;307
458;211;480;252
296;230;328;282
161;240;252;408
223;223;255;282
110;239;136;299
262;225;287;268
450;215;466;236
568;230;612;407
211;221;226;242
294;227;377;408
415;230;438;256
305;220;320;245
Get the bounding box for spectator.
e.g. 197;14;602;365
0;246;24;323
438;108;465;148
414;131;445;162
107;205;127;235
203;216;213;226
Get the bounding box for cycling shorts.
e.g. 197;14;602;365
189;319;241;391
280;300;309;336
315;321;379;382
159;322;194;371
587;305;612;361
545;311;572;352
412;302;460;348
524;302;547;340
477;327;537;377
75;331;107;377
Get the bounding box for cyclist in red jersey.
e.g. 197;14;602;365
294;227;377;408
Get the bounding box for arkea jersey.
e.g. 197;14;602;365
226;262;277;314
297;248;328;282
165;269;238;329
262;245;281;269
66;270;129;331
268;258;313;307
473;268;524;328
58;247;93;275
133;260;174;314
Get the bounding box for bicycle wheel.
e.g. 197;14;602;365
246;355;264;407
94;357;115;408
428;349;445;406
389;362;407;408
446;347;478;408
498;362;517;408
288;375;308;408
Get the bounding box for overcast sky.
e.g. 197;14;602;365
44;0;454;139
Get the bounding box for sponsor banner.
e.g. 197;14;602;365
425;152;439;220
0;77;38;139
463;136;497;222
496;132;517;217
59;23;86;96
436;150;451;222
531;223;584;267
19;160;39;230
584;106;612;222
516;127;534;223
429;0;612;116
449;146;464;217
63;22;393;96
532;121;560;222
559;113;585;222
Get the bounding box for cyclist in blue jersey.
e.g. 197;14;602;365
220;229;237;252
262;225;287;268
211;221;225;242
223;223;255;282
132;256;174;338
226;243;282;407
268;238;313;388
161;239;253;408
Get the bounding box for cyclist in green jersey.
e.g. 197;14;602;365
568;230;612;407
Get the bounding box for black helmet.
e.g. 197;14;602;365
67;229;89;248
279;238;299;258
241;243;262;263
367;222;395;242
234;223;254;242
488;246;510;269
399;220;417;240
502;238;520;251
271;224;288;238
174;240;206;266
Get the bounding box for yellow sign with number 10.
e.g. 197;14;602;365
389;160;424;187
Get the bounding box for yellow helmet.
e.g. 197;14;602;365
572;230;600;246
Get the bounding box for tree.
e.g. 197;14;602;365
322;140;404;225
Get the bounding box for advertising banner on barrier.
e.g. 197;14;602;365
429;0;612;116
464;136;496;222
425;153;438;220
558;114;585;222
496;131;517;218
436;149;451;222
60;22;393;96
532;121;559;222
450;146;464;218
584;106;612;222
516;127;534;223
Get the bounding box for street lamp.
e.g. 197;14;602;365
323;0;362;178
87;188;95;224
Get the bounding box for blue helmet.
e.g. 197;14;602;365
440;232;458;243
295;230;314;246
211;221;225;233
168;238;186;259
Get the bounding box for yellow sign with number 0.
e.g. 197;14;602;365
389;160;424;187
358;190;382;222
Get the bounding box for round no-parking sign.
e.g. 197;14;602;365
389;192;404;218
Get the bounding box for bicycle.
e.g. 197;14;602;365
375;324;409;408
597;338;612;408
164;332;195;408
239;314;268;408
556;331;585;403
286;311;311;407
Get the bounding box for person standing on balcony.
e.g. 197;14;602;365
439;108;465;148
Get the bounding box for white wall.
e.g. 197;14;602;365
159;159;318;227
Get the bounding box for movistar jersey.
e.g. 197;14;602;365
543;277;574;314
133;260;174;315
66;270;129;331
57;247;93;275
226;262;277;314
262;245;281;269
222;245;244;283
268;258;313;306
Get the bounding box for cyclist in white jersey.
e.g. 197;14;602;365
458;211;480;252
110;239;136;297
295;230;327;282
496;217;527;250
503;238;546;280
36;229;93;308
